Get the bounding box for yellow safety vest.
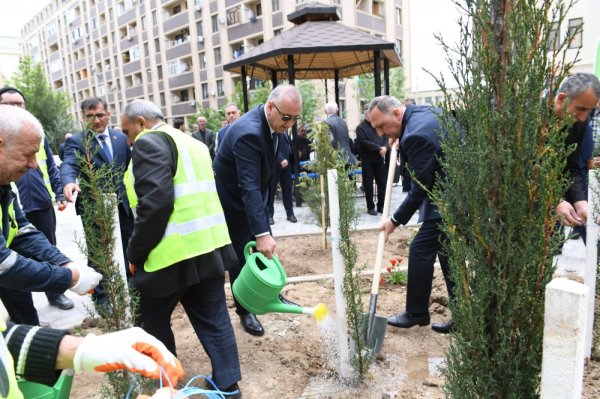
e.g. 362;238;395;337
0;318;24;399
1;191;17;248
124;124;231;272
35;137;53;199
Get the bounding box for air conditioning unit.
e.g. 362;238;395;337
197;36;204;43
218;17;225;25
189;100;196;106
209;91;216;96
126;34;133;41
195;4;201;11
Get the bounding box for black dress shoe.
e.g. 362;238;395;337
367;208;377;216
431;320;453;334
387;312;430;328
239;313;264;336
278;293;300;307
48;294;75;310
269;216;275;225
287;215;297;223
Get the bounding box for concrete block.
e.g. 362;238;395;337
540;278;588;399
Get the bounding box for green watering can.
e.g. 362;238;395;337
232;241;328;321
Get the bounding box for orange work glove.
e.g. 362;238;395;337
73;327;184;385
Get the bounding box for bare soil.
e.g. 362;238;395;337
68;229;600;398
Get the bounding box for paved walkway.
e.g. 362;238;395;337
28;183;586;330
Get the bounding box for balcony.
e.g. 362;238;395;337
163;11;189;34
126;86;144;99
168;71;194;88
118;8;137;27
228;18;262;41
171;101;197;115
122;59;141;75
166;40;191;60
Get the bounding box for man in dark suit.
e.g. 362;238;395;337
369;95;454;334
192;116;215;158
324;101;357;167
58;132;73;161
355;106;388;216
214;103;241;154
268;130;297;224
213;84;302;336
60;97;134;308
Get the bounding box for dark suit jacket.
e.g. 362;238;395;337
60;128;131;216
325;114;357;165
192;128;215;158
213;104;277;238
392;104;445;225
275;132;294;170
355;119;387;163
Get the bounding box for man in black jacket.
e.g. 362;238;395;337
213;85;302;337
192;116;215;158
553;73;600;228
121;100;242;397
369;96;454;335
268;130;297;224
355;106;388;216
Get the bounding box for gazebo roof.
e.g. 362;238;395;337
223;4;402;81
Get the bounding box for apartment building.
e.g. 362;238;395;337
411;0;600;105
0;36;22;86
21;0;409;129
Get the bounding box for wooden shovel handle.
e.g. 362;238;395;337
371;140;399;295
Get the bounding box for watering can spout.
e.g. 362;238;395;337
265;301;329;321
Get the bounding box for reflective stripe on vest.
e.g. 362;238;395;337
124;124;231;272
0;319;24;399
35;137;53;199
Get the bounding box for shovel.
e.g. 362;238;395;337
364;140;399;355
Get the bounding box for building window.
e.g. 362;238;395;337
216;80;224;96
227;6;240;25
395;7;402;25
199;52;206;69
179;90;189;102
160;92;165;106
214;47;221;65
155;38;160;51
157;65;163;79
141;16;147;30
395;39;402;58
211;14;218;33
272;0;280;11
202;83;209;99
144;42;149;56
548;22;559;51
152;10;157;25
274;28;282;36
256;4;262;17
568;18;583;48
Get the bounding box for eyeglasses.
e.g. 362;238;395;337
0;101;25;108
271;102;301;122
85;113;107;120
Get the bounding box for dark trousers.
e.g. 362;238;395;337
137;276;241;390
406;219;454;315
228;229;254;315
83;204;133;303
268;166;294;218
362;161;387;212
25;208;65;302
0;287;39;325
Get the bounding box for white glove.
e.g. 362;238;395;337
68;263;102;295
73;327;184;385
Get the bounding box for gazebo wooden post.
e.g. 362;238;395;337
286;55;300;178
271;69;277;89
241;65;249;112
334;69;340;107
384;58;390;95
374;50;381;97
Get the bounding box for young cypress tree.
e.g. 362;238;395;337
432;1;578;397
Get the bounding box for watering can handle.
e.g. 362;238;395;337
244;241;257;261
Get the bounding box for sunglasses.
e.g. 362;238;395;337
272;102;301;122
85;113;108;120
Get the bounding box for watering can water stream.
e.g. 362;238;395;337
232;241;328;321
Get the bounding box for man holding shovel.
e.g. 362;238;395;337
368;96;454;334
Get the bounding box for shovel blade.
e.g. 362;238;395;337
366;315;387;355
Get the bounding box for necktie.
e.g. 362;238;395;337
272;134;279;155
99;134;112;161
